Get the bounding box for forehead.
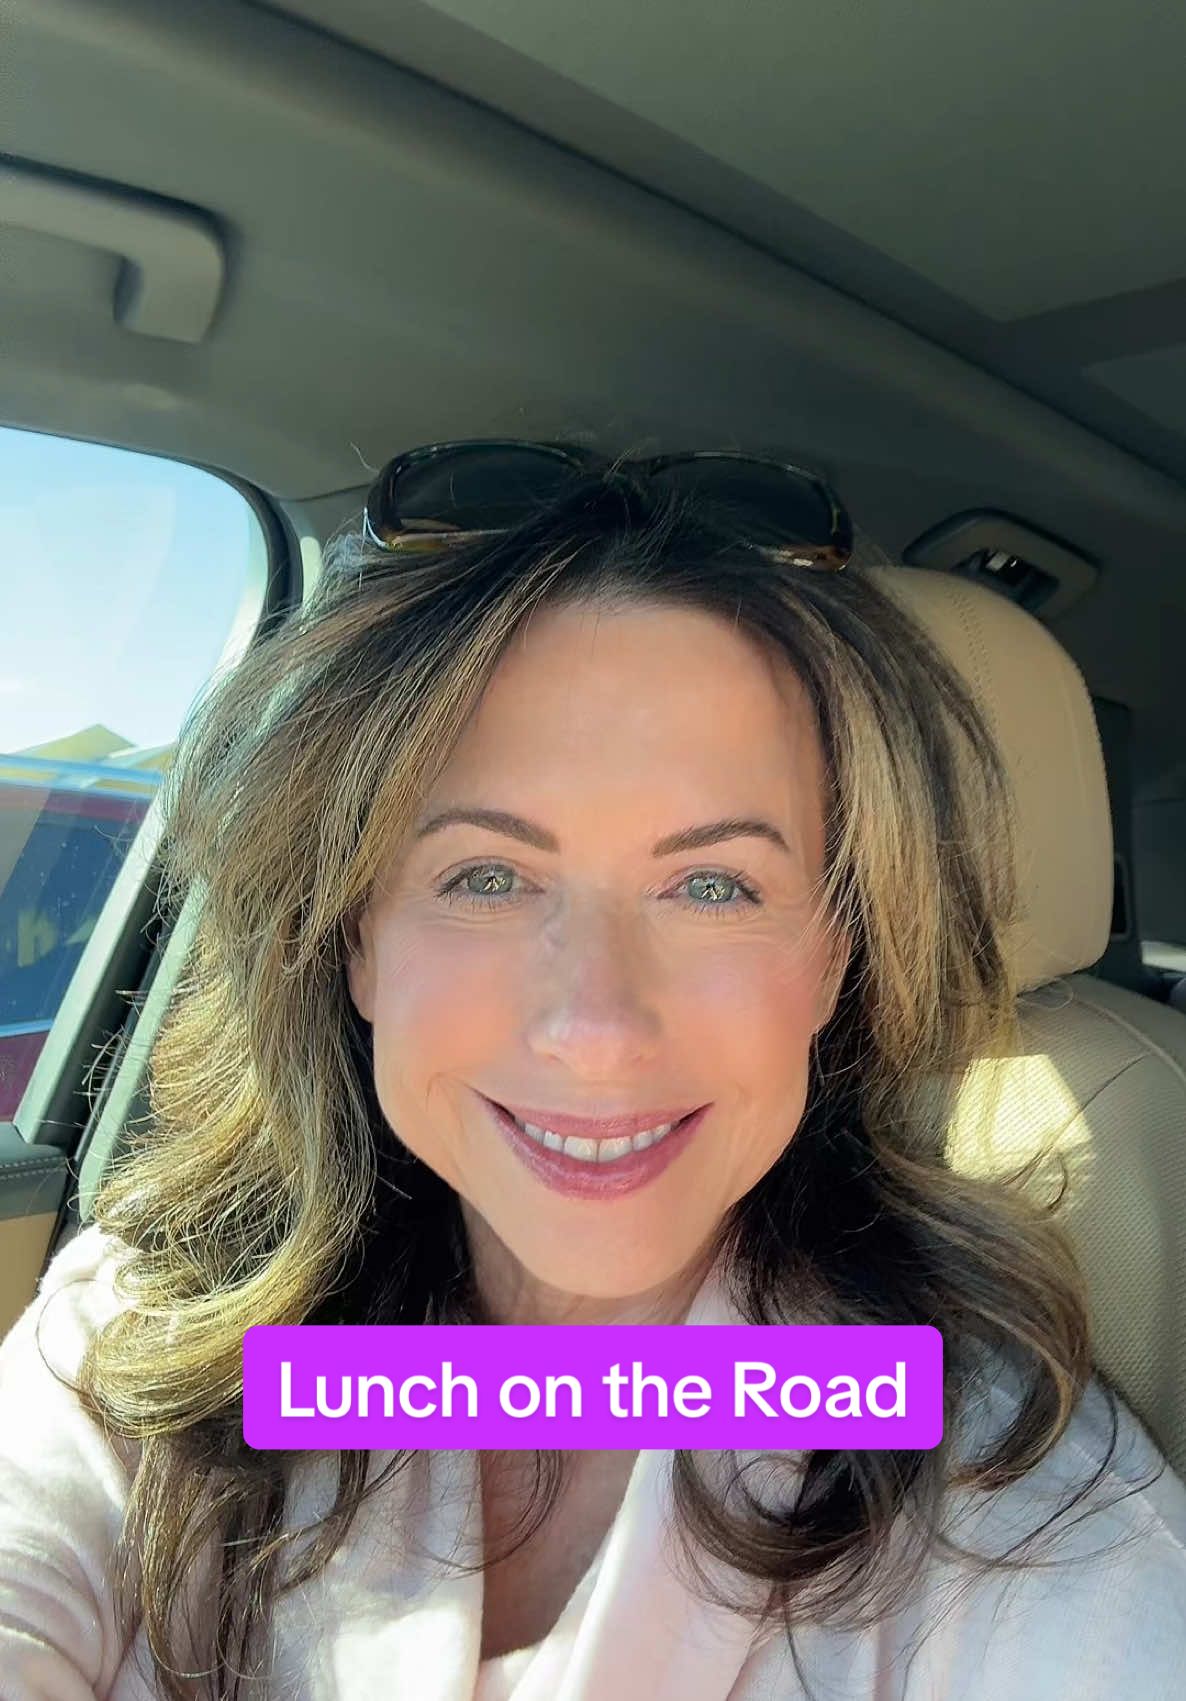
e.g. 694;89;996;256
437;600;826;803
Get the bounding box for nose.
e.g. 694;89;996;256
523;896;663;1077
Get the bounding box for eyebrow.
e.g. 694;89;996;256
413;807;792;858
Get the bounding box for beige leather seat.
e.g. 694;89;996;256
867;565;1186;1482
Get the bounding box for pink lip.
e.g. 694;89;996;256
487;1101;702;1140
479;1093;709;1201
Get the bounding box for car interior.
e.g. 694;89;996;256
2;0;1184;1489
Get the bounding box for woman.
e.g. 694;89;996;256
1;442;1183;1701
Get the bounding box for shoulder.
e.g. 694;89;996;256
913;1373;1186;1694
752;1376;1186;1700
1;1220;138;1390
0;1227;150;1694
18;1216;135;1313
949;1366;1186;1557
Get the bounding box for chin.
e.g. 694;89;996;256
514;1237;694;1300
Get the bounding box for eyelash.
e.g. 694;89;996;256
434;862;762;917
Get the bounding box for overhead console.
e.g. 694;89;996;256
902;511;1098;620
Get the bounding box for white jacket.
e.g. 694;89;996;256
2;1222;1185;1700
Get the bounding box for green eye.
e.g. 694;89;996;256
468;866;513;895
442;864;517;907
687;872;739;905
679;871;761;914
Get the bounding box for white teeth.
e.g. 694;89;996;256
596;1136;635;1162
513;1116;679;1162
563;1136;599;1162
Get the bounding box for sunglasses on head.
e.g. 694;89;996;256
361;440;853;572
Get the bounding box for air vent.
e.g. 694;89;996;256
901;511;1098;620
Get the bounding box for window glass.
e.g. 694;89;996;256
1142;940;1186;974
0;426;267;1119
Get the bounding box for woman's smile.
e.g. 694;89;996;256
478;1091;712;1200
483;1097;705;1141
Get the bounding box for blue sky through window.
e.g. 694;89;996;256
1;425;264;756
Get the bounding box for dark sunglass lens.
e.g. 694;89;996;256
647;457;841;548
385;446;586;534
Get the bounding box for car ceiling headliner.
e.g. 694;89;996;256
3;0;1186;798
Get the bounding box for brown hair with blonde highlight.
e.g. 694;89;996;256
55;452;1152;1700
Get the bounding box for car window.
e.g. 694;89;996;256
0;426;268;1120
1142;940;1186;973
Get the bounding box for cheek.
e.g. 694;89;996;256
688;948;822;1063
685;951;822;1177
367;924;515;1084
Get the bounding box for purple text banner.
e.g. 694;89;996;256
243;1324;943;1450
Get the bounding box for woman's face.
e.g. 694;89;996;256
346;601;849;1319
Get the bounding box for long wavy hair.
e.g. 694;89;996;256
62;454;1147;1699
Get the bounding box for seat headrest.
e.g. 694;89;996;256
862;565;1113;992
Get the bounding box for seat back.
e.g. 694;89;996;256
867;565;1186;1480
